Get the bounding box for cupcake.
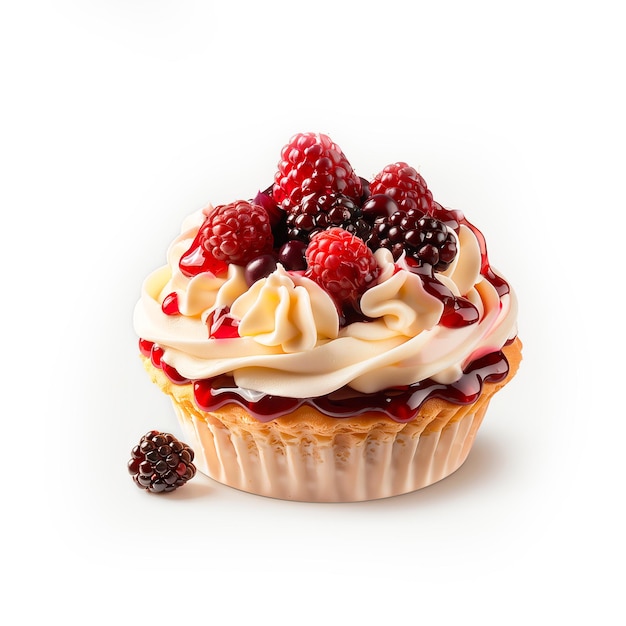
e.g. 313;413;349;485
133;132;521;502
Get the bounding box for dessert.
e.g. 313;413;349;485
133;132;521;502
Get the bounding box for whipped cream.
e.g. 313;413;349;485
133;207;518;398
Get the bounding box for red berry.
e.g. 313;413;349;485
367;210;457;271
272;133;362;211
179;201;274;277
369;162;433;215
305;227;379;305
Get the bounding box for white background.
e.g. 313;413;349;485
2;1;624;624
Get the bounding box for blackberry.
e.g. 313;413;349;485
285;192;371;242
367;210;457;271
128;431;196;493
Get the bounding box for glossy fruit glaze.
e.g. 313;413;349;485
139;338;511;424
140;205;512;423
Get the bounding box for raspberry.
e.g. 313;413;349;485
179;200;274;277
272;133;362;211
368;210;457;271
285;192;371;242
305;227;379;305
128;431;196;493
369;162;433;215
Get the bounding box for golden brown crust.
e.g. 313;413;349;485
140;337;522;444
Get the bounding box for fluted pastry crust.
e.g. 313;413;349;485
138;338;521;501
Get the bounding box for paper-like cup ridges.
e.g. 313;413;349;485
141;338;522;502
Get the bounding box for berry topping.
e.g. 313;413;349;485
244;254;278;286
369;162;433;215
285;192;370;243
273;132;362;211
278;239;308;271
358;176;371;203
252;187;284;228
368;210;457;271
128;431;196;493
305;227;379;305
179;201;274;277
361;193;399;222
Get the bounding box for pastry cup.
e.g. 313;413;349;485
141;337;522;502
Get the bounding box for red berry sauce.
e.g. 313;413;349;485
206;306;240;339
138;207;513;423
139;338;511;423
409;264;480;329
161;292;180;316
460;213;510;298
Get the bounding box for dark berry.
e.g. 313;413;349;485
285;192;370;242
361;194;399;222
272;132;362;210
278;240;308;271
128;431;196;493
367;210;457;271
244;254;278;286
359;177;371;203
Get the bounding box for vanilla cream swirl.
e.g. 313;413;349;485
133;209;518;397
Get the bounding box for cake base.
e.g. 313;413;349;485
142;337;522;502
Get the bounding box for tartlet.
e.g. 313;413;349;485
133;132;521;501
